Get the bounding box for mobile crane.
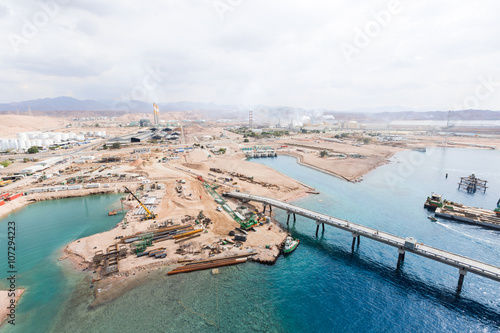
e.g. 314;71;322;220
123;186;157;220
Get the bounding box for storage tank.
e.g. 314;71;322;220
35;139;42;147
53;133;62;143
61;133;69;141
76;134;85;141
9;140;18;150
18;140;26;150
39;133;49;139
68;133;76;139
42;139;52;147
17;132;28;140
1;140;9;150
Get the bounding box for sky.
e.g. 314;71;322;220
1;0;500;111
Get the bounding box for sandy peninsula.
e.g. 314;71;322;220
0;289;25;328
3;114;498;308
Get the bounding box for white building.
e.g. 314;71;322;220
347;121;359;129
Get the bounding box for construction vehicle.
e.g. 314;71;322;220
123;186;157;220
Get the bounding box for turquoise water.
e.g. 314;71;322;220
0;194;123;333
2;148;500;332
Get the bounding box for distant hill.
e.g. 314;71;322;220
0;96;246;113
349;110;500;122
0;96;109;112
0;97;499;122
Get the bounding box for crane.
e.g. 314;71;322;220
123;186;157;220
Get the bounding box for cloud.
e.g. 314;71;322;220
1;0;500;111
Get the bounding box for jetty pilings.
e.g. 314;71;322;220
226;192;500;292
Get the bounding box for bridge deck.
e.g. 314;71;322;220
226;192;500;283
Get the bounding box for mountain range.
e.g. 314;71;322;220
0;96;499;121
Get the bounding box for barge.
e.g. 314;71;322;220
424;194;500;230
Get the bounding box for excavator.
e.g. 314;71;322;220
123;186;157;220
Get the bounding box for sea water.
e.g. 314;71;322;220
0;194;123;333
2;148;500;332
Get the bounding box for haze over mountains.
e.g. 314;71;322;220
1;96;500;122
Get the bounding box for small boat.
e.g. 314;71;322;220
428;215;437;222
108;210;117;216
283;236;299;254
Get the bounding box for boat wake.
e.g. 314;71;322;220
435;221;498;246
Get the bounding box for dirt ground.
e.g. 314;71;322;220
0;289;25;327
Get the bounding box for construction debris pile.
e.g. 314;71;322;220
92;244;128;276
167;253;257;276
209;168;280;190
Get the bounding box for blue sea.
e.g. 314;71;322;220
1;148;500;332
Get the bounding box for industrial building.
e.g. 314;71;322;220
0;131;104;152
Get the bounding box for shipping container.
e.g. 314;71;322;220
0;193;10;199
0;200;5;206
6;193;22;201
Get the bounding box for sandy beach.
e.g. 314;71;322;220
0;289;25;328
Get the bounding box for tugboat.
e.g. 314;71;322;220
424;194;444;210
283;235;299;255
427;215;437;222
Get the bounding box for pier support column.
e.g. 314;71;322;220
397;247;405;269
457;268;467;293
293;213;296;222
270;205;272;213
315;221;321;237
351;232;358;251
357;235;360;244
262;204;266;214
286;212;291;226
322;223;325;232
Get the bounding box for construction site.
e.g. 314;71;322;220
2;105;500;311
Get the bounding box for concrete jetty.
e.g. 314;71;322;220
225;192;500;292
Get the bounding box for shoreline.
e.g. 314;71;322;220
277;152;352;182
0;188;121;220
5;151;392;310
276;151;393;182
0;289;25;328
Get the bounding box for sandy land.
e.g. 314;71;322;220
63;160;306;271
264;138;402;181
58;152;312;305
414;135;500;149
0;289;25;327
0;115;66;138
183;124;241;144
4;120;498;308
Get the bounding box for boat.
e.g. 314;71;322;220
424;194;444;210
428;215;437;222
108;210;117;216
283;235;299;254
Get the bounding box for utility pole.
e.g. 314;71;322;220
444;110;451;145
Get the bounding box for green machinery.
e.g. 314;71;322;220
203;182;257;230
133;232;153;254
